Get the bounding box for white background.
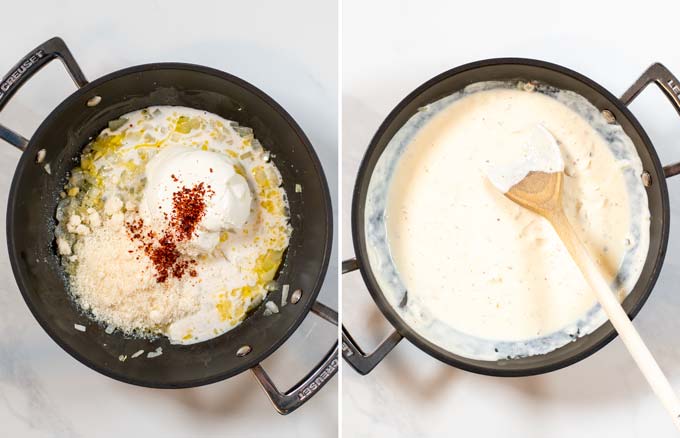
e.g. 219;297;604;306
0;1;338;437
342;0;680;437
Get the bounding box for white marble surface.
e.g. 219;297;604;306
342;1;680;436
0;1;337;437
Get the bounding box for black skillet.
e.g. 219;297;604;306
0;37;337;414
342;58;680;376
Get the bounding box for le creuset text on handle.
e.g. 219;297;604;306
621;62;680;178
251;301;339;414
0;37;87;150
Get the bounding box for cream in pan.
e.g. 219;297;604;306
365;81;650;360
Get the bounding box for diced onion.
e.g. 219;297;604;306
86;95;102;107
265;301;279;314
281;284;290;307
108;117;129;131
235;126;253;137
147;347;163;359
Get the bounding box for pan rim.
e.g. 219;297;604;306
350;57;670;377
6;62;334;388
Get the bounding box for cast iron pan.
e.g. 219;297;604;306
0;37;337;414
342;58;680;377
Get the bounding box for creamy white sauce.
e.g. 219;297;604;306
486;124;564;192
366;81;650;360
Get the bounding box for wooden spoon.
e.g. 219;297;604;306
506;169;680;430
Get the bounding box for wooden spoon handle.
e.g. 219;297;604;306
550;210;680;429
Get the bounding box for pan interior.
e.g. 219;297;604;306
365;80;650;360
7;64;332;387
353;59;668;376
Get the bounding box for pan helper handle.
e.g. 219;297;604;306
341;258;403;375
0;37;88;150
621;62;680;178
251;301;338;415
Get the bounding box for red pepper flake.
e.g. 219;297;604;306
209;168;213;173
171;174;178;182
169;182;213;241
125;183;213;283
149;236;181;283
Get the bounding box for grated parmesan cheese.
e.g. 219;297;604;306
71;220;199;334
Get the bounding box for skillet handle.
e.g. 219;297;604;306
621;63;680;178
0;37;88;151
341;258;403;375
251;301;338;415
